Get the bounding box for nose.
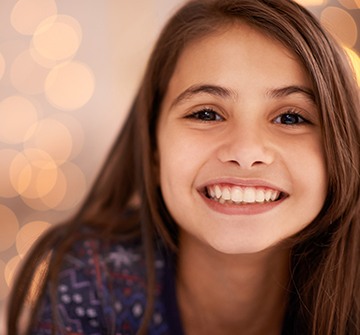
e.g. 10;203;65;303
217;122;275;169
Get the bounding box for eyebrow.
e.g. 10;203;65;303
170;83;316;109
266;85;316;104
170;84;237;109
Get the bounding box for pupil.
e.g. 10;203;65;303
205;111;212;119
203;110;214;120
282;114;297;124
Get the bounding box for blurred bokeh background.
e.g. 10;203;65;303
0;0;359;332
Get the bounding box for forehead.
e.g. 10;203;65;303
164;24;311;100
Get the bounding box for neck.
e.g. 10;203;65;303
176;232;290;335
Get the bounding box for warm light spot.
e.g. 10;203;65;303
0;53;5;81
0;96;38;144
344;47;360;85
24;118;73;165
10;49;49;95
4;255;21;288
0;260;8;300
0;149;20;198
295;0;326;5
16;221;50;258
39;168;67;209
21;196;51;212
338;0;360;9
356;0;360;8
32;15;82;61
11;0;57;35
0;40;29;86
0;205;19;252
10;149;58;199
55;162;87;211
29;46;58;69
45;61;95;111
320;7;358;48
9;152;32;195
51;113;85;160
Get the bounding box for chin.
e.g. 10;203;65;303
207;236;289;256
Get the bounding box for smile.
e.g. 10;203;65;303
206;185;283;205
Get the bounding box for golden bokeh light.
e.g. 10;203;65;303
45;61;95;111
0;149;20;198
320;7;358;48
55;162;87;211
344;47;360;85
22;167;67;211
0;205;19;252
24;118;73;165
0;260;8;300
16;221;51;258
10;49;49;95
4;255;21;288
10;0;57;36
338;0;360;9
10;149;58;199
39;168;67;209
21;196;52;212
0;96;38;144
0;52;5;81
51;113;85;160
295;0;327;5
21;161;87;211
29;46;58;69
32;15;82;62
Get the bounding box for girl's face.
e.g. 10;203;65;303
157;25;327;255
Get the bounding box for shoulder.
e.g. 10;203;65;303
34;233;171;334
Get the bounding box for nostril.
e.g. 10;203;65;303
217;143;275;169
228;159;241;166
226;159;266;168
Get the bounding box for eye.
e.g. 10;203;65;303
186;108;224;122
273;111;308;125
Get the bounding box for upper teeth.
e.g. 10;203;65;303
207;185;280;204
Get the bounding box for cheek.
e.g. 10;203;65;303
159;141;195;189
286;136;327;200
159;129;207;174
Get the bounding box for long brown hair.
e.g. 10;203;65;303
7;0;360;334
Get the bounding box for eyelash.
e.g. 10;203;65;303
185;107;310;125
185;107;223;122
273;110;310;126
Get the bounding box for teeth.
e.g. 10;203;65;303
207;185;280;205
215;185;222;199
255;189;265;202
209;187;216;198
243;188;256;203
231;187;242;203
222;188;231;200
265;190;272;201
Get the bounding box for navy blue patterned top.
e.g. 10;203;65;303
31;237;184;335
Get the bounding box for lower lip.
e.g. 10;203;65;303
200;193;286;215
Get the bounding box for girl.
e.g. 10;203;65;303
7;0;360;334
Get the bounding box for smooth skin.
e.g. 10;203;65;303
157;24;327;334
